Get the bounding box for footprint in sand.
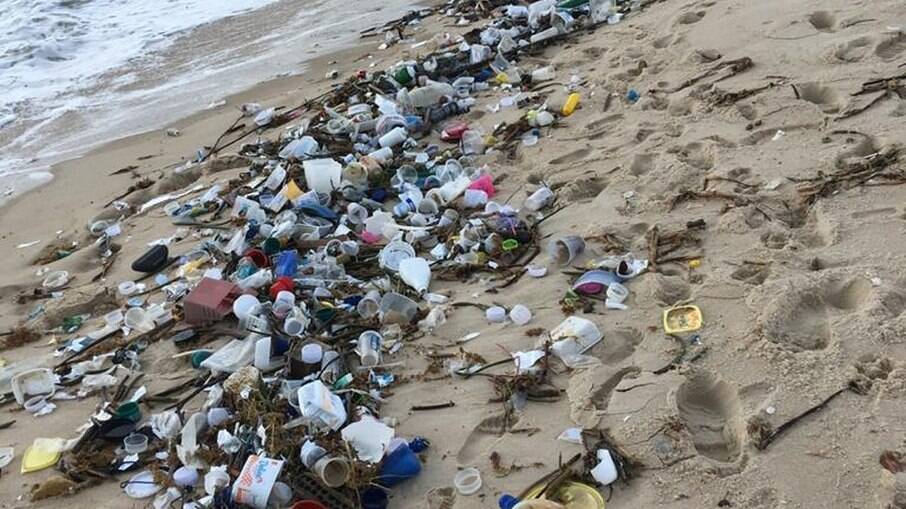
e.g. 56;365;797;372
675;11;706;25
851;207;898;220
875;34;906;61
676;371;745;463
676;141;715;170
561;176;607;201
832;35;874;63
731;263;771;285
652;34;676;49
456;413;518;464
549;148;591;165
807;10;837;32
630;153;656;176
761;277;871;351
796;82;844;114
596;328;645;364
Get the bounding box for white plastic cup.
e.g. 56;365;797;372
105;309;125;327
357;331;383;367
454;467;482;495
379;126;408;148
273;291;295;318
417;197;439;215
486;306;507;323
118;280;137;296
606;282;629;303
367;146;394;162
284;309;308;337
232;294;260;321
204;469;230;496
300;440;327;468
548;235;586;266
438;208;459;227
509;304;532;325
313;456;350;488
207;407;231;427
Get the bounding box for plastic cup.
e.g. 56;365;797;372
124;308;154;332
357;290;381;318
509;305;532;325
357;331;383;367
606;282;629;303
204;469;230;496
313;456;350;488
123;433;148;454
284;309;308;337
454;467;482;495
273;290;295;318
347;203;369;224
118;280;137;296
378;241;415;272
232;294;260;321
548;235;586;265
105;309;125;327
417;197;439;215
361;488;389;509
524;186;554;211
379;293;418;325
303;158;342;194
206;407;231;427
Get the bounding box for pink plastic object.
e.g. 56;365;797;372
360;231;382;244
184;278;242;325
468;174;496;197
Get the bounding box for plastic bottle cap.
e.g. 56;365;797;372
486;306;507;323
509;304;532;325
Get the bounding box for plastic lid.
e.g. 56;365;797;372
301;344;324;364
499;494;520;509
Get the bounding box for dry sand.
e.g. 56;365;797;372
3;0;906;507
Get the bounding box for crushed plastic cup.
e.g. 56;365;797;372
509;304;532;325
125;308;154;332
548;235;586;265
42;270;69;290
105;309;125;327
173;466;199;488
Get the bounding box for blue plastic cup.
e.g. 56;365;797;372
361;488;389;509
377;444;422;487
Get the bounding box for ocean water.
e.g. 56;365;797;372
0;0;413;201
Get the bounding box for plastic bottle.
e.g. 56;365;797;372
399;257;431;294
562;93;581;116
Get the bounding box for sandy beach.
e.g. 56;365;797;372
3;0;906;507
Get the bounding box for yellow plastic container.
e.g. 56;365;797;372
521;481;605;508
663;305;703;334
561;93;581;116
